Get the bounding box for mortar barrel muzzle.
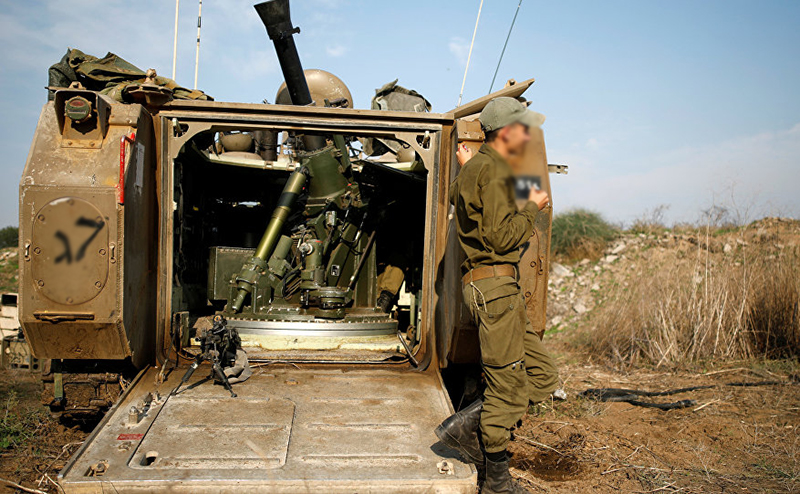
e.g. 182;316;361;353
254;0;326;150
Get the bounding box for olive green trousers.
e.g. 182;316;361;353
463;275;559;453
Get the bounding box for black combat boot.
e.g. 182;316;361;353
482;454;530;494
376;290;396;313
435;399;484;465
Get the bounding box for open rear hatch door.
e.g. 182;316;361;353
59;366;475;493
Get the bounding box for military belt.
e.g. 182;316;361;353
461;264;517;285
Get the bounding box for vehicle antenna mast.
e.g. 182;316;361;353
194;0;203;89
489;0;523;94
172;0;180;80
456;0;484;107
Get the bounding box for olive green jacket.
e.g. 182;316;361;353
449;144;538;273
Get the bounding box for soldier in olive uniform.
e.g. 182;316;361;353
435;97;558;494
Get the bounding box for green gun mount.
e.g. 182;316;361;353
221;0;394;336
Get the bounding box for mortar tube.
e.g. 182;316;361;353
230;169;306;312
255;0;326;151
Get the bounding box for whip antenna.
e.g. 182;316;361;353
489;0;523;94
172;0;180;80
456;0;484;107
193;0;203;89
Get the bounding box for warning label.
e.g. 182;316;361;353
117;433;144;441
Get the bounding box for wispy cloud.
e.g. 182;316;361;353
448;37;469;66
325;44;347;58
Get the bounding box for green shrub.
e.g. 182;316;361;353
0;226;18;249
551;209;617;260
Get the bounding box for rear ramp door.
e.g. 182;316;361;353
59;366;476;493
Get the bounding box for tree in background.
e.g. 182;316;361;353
0;226;18;249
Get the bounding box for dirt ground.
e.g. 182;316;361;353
509;358;800;493
0;370;86;493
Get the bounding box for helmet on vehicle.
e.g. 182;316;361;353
275;69;353;108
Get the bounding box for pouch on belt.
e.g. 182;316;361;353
463;276;526;367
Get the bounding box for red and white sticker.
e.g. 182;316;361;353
116;433;144;441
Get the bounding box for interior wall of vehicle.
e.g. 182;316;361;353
155;111;449;368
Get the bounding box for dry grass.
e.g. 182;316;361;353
581;219;800;367
0;371;86;493
629;204;671;237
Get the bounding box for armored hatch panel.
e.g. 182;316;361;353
18;89;157;368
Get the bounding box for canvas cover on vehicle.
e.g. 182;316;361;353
47;48;212;102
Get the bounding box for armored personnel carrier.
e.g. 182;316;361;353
17;0;560;491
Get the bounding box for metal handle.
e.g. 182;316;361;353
33;311;95;323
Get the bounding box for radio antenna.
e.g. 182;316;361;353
172;0;180;80
193;0;203;89
489;0;523;94
456;0;484;107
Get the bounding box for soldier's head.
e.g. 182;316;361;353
480;97;545;156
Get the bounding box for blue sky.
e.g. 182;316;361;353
1;0;798;228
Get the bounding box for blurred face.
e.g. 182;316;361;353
498;122;531;156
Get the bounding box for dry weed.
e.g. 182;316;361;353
583;219;800;367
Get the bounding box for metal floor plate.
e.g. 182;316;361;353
130;396;295;470
59;366;476;493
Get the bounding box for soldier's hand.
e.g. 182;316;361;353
456;144;474;166
529;187;549;210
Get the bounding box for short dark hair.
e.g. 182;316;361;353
484;128;500;143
